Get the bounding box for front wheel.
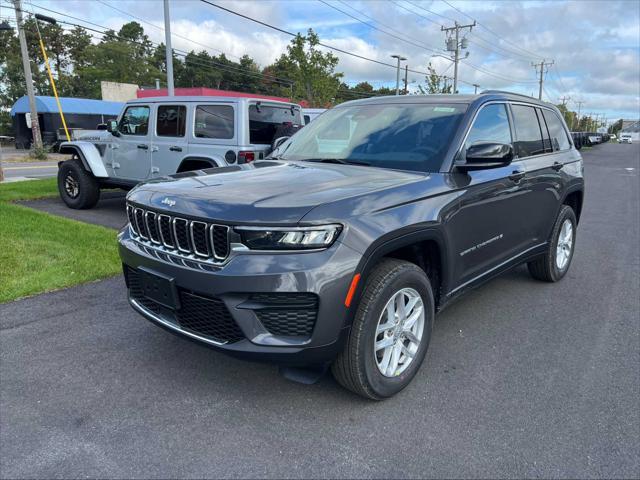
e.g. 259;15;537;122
331;259;435;400
528;205;577;282
57;158;100;209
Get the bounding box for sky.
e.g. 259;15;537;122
3;0;640;122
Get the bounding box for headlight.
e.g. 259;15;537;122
235;224;342;250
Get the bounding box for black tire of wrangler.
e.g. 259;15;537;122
331;259;435;400
57;158;100;209
528;205;577;282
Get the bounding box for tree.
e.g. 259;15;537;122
608;119;623;135
266;29;343;106
417;63;451;94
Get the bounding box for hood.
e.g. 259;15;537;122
127;160;424;224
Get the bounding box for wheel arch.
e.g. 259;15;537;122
58;142;108;178
346;227;450;327
561;187;584;223
176;156;222;173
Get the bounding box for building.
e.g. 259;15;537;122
10;96;123;149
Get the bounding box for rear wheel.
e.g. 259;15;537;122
528;205;577;282
331;259;435;400
57;157;100;209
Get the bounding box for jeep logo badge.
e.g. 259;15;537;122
161;197;176;207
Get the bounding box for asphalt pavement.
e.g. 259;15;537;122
19;191;127;230
1;142;638;478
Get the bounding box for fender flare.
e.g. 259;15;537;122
58;141;108;178
177;156;222;172
559;184;584;222
343;226;450;326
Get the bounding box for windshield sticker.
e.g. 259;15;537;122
433;107;456;113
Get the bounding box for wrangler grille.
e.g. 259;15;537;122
126;204;230;264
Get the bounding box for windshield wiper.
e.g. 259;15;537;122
302;158;371;166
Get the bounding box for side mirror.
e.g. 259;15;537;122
460;142;513;171
107;120;120;136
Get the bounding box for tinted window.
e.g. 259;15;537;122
194;105;234;139
511;105;545;157
464;103;511;152
279;104;466;173
249;105;302;144
119;106;149;135
157;105;186;137
536;108;553;153
542;109;571;151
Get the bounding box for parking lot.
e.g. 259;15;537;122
1;142;638;478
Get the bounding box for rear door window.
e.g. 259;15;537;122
156;105;186;137
464;103;512;152
536;108;553;153
511;104;545;157
194;105;234;139
119;105;150;136
542;110;571;151
249;104;301;144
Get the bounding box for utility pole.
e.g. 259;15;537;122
573;100;584;131
531;59;554;100
391;54;407;95
403;65;408;95
13;0;42;150
472;83;480;94
441;21;475;94
559;95;570;108
163;0;175;96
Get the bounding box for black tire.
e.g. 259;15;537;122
331;259;435;400
57;158;100;209
528;205;577;282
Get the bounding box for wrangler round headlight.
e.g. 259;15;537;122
235;225;342;250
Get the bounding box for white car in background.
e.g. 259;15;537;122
302;108;327;124
619;134;633;144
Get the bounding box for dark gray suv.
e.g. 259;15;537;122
118;91;584;399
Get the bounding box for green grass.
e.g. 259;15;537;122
0;179;121;303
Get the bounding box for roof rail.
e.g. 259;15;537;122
480;90;539;101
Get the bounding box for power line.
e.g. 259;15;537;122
199;0;473;84
440;0;544;60
318;0;439;54
95;0;244;62
7;0;296;86
5;2;387;102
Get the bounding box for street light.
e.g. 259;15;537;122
391;54;406;96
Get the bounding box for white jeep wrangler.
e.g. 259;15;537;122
57;96;303;209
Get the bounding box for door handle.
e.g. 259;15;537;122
552;161;564;171
508;170;526;183
137;144;149;150
169;146;183;152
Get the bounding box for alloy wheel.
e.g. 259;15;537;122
555;219;573;270
374;287;425;377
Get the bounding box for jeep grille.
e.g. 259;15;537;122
126;204;230;264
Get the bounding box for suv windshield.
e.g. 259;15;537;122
278;103;466;172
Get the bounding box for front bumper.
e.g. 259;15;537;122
118;228;361;365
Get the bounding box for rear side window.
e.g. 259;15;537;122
464;103;512;152
194;105;234;139
249;105;301;144
156;105;186;137
542;110;571;151
511;105;545;157
119;106;149;136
